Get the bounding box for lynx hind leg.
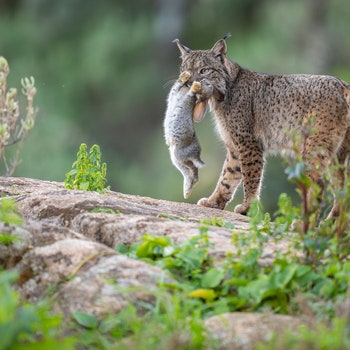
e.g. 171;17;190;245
303;124;347;217
327;127;350;219
179;71;191;84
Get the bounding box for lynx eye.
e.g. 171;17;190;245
199;67;211;75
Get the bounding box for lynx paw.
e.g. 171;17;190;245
197;197;211;207
234;204;249;215
179;71;191;84
191;81;202;94
197;197;225;210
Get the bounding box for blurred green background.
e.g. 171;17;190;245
1;0;350;213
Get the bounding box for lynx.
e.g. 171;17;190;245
174;36;350;217
164;71;213;198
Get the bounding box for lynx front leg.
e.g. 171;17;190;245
198;150;242;209
235;144;264;215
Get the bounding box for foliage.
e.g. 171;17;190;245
258;318;350;350
274;115;350;265
0;198;23;226
64;143;109;194
71;292;214;350
0;198;23;245
0;57;37;176
199;216;235;229
0;270;75;350
116;222;350;318
0;199;75;349
1;162;350;349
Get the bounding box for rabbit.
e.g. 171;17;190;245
164;71;213;198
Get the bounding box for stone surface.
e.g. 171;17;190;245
0;177;307;349
205;312;309;350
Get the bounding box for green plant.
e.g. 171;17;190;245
0;198;23;245
0;57;37;175
257;317;350;350
0;270;75;350
199;216;235;229
71;291;215;350
64;143;109;193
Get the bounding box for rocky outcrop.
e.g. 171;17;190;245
0;177;306;349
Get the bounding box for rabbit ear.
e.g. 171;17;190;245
193;101;208;122
173;39;192;58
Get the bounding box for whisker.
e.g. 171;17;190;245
163;77;177;89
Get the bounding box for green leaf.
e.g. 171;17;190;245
201;268;225;289
0;199;23;225
223;278;249;287
72;311;98;329
115;242;129;254
163;245;175;257
188;289;217;302
271;264;297;289
136;235;172;258
0;233;18;245
175;243;206;270
79;181;90;191
10;338;76;350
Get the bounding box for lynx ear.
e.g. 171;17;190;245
173;39;192;58
210;39;227;58
193;101;208;122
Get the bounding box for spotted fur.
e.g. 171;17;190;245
174;38;350;216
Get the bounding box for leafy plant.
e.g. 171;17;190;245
199;216;235;229
64;143;109;193
0;198;23;245
0;57;37;175
257;317;350;350
71;292;215;350
0;270;75;350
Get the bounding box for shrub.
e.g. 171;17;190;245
64;143;109;193
0;57;37;175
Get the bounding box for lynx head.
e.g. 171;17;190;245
173;34;235;121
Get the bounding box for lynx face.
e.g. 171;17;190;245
174;39;233;102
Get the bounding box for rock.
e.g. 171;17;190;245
0;177;303;347
16;238;112;301
57;254;174;317
205;312;308;350
0;223;32;268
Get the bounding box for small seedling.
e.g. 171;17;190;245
64;143;110;194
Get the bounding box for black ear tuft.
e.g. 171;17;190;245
223;33;231;41
173;39;192;57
